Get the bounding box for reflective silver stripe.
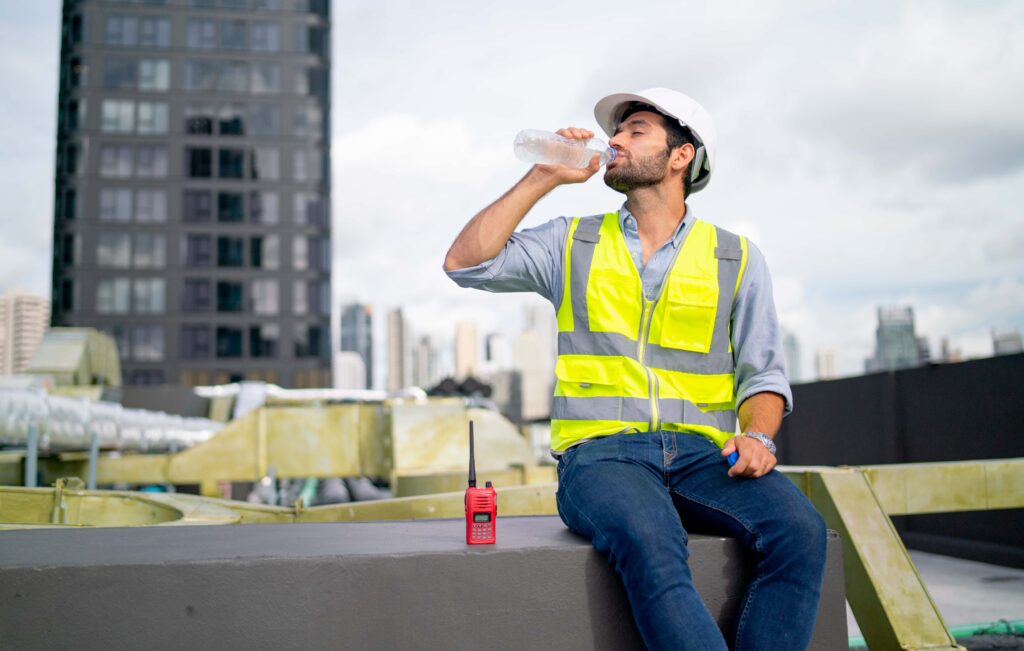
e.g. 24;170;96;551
569;216;604;332
645;345;735;374
659;399;737;432
711;227;743;355
558;330;636;357
552;396;735;432
551;396;651;422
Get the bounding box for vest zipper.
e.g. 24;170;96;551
637;298;659;432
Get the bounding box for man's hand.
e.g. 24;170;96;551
721;435;777;478
530;127;602;185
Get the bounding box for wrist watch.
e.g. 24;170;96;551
743;431;777;455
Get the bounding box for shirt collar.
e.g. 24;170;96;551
618;202;692;249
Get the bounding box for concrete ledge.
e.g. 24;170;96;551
0;516;846;649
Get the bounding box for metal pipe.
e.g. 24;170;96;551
25;424;38;488
0;389;221;453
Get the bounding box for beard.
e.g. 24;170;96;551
603;146;671;193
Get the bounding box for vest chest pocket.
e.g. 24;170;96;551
659;275;719;354
586;270;641;337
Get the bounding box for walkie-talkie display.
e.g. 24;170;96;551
464;420;497;545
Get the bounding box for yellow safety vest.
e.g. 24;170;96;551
551;213;749;452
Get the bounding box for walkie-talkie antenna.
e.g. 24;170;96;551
468;420;476;488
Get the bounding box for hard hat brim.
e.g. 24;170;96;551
594;91;685;139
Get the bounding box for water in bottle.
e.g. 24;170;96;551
513;129;617;168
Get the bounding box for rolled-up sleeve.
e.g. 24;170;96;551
445;217;569;306
731;241;794;415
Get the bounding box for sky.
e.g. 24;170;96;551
0;0;1021;386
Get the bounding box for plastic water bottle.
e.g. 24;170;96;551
513;129;617;168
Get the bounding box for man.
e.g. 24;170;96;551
444;88;826;650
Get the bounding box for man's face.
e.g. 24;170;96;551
603;111;672;193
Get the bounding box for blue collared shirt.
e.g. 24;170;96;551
445;203;793;414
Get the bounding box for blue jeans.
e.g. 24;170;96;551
556;431;827;651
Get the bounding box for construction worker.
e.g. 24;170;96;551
444;88;826;650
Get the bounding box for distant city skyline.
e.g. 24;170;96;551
1;1;1021;382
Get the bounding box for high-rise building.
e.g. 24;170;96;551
386;308;406;391
340;303;372;389
781;328;801;383
814;348;836;381
865;306;921;373
454;319;478;379
993;329;1023;356
51;0;332;388
412;334;436;388
0;290;51;375
513;329;552;420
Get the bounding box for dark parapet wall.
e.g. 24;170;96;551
0;517;848;650
778;353;1024;567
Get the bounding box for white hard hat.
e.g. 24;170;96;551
594;88;717;193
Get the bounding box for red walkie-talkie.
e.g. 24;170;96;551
465;420;497;545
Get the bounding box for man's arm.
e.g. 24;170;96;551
443;128;601;271
718;240;792;478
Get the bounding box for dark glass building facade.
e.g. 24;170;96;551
52;0;331;388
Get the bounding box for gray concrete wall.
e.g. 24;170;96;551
0;516;846;650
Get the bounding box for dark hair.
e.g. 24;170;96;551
620;102;696;198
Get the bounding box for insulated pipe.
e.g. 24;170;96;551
0;389;221;453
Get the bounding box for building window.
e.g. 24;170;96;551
65;100;80;131
185;60;217;92
250;22;280;52
181;324;211;359
136;145;168;178
250;62;280;94
187;147;213;178
216;326;243;358
100;145;133;178
253;0;282;10
294;324;324;358
104;58;137;90
217;192;244;222
218;62;248;93
292;279;307;314
60;279;74;312
250;147;279;180
129;369;165;386
138;59;170;91
306;279;329;315
133;278;166;314
218;148;245;178
250;324;278;358
96;278;131;314
216;281;244;312
220;20;247;50
62;188;77;221
186;19;217;49
100;188;133;222
132;234;166;268
60;233;77;266
218;105;245;135
249;191;279;224
251;279;278;315
183;190;213;222
309;237;330;271
217;236;244;267
185;104;215;134
293;106;322;137
96;233;131;268
253;234;279;269
101;100;135;133
136;102;169;134
138;16;171;48
135;189;167;223
248;105;280;136
105;15;138;46
184;234;213;266
64;144;79;175
132;325;165;361
250;236;263;267
292;236;308;270
182;279;212;311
